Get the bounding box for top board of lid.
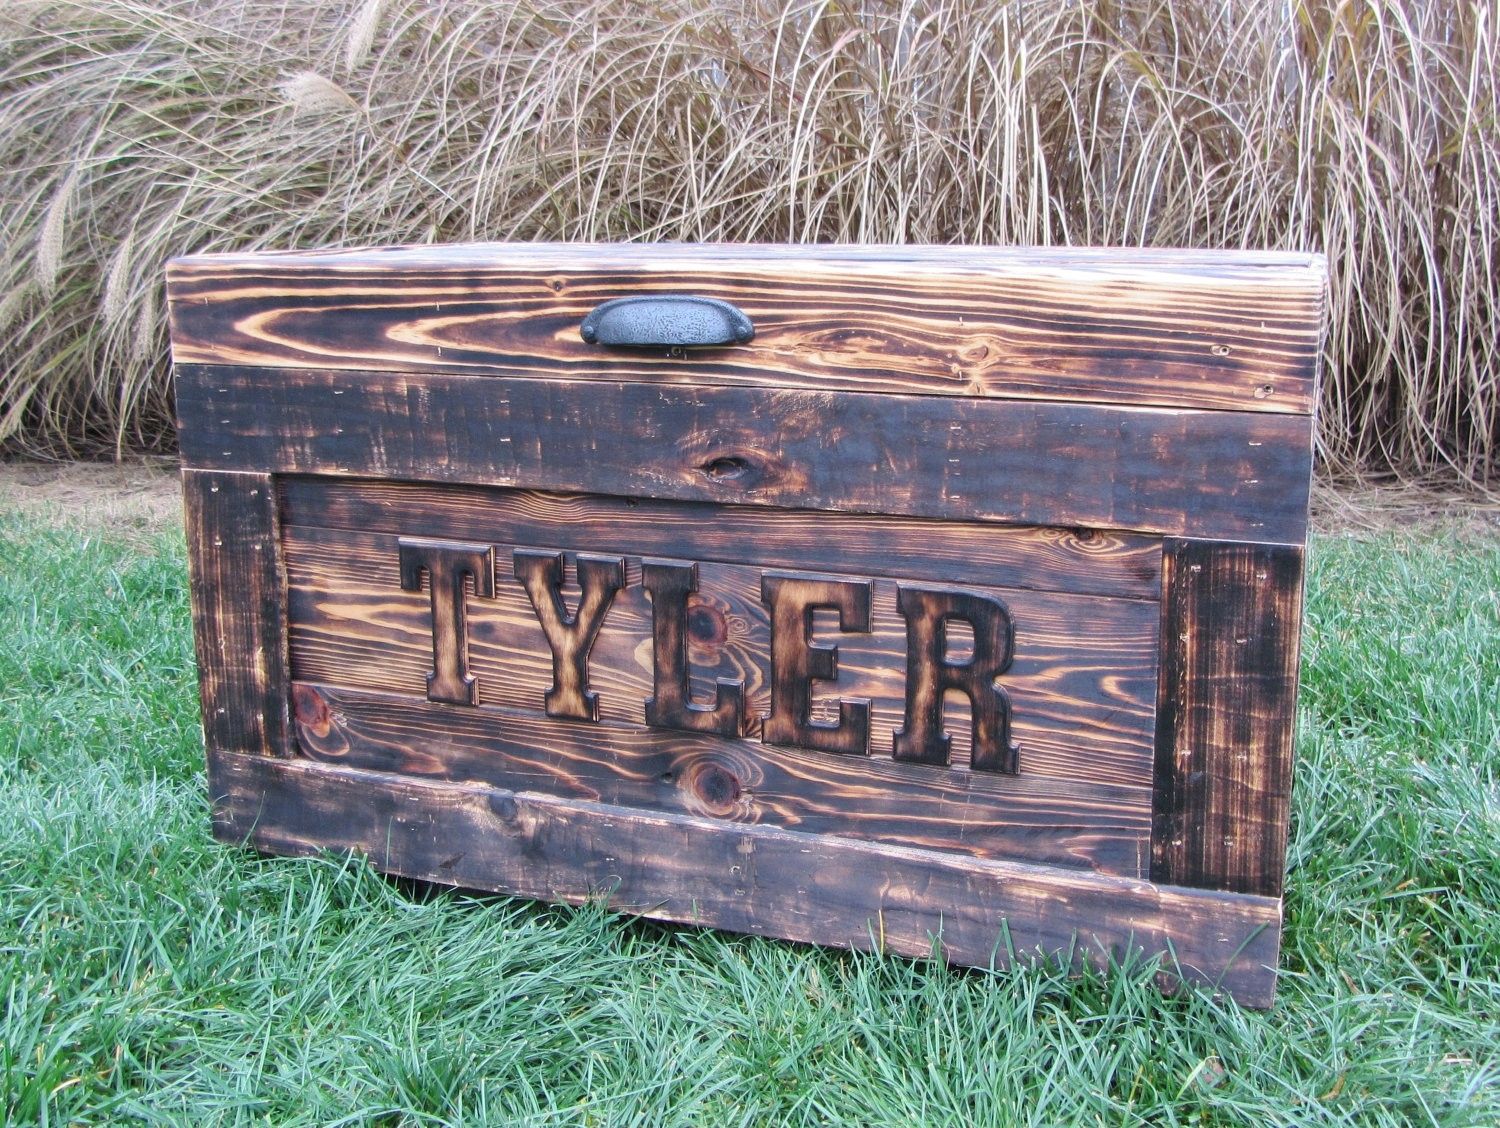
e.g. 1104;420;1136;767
167;243;1325;416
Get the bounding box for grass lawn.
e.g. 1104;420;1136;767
1;510;1496;1125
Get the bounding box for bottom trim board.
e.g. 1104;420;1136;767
208;752;1281;1006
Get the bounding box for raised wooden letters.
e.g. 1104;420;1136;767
642;559;746;737
397;544;1015;770
513;550;626;722
893;585;1019;773
760;572;873;757
397;537;495;706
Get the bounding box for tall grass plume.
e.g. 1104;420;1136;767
0;0;1495;480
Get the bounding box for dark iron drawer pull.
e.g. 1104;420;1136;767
580;295;754;348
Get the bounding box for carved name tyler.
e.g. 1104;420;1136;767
396;536;1019;773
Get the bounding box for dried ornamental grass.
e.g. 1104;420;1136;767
0;0;1495;481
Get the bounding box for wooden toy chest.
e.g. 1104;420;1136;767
167;244;1323;1006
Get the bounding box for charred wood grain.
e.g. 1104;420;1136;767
166;244;1323;417
170;242;1318;1008
1152;540;1304;896
643;560;746;737
511;550;625;721
181;469;291;760
397;537;495;706
278;477;1163;601
893;585;1018;773
178;365;1313;543
289;681;1149;874
760;572;874;757
209;750;1283;1005
280;524;1161;791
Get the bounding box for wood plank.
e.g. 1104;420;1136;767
209;751;1284;1006
1151;540;1304;896
279;524;1161;792
278;477;1164;601
177;365;1313;542
165;243;1324;415
290;682;1151;876
180;469;291;760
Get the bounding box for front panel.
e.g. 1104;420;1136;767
279;478;1160;876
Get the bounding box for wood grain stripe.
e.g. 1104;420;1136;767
166;244;1324;415
280;524;1161;792
290;682;1151;875
209;751;1283;1005
1152;540;1304;896
176;365;1313;542
277;477;1164;601
181;469;290;759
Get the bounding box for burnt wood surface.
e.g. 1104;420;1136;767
512;550;626;722
166;243;1323;416
278;522;1161;794
209;751;1283;1005
892;584;1019;773
760;571;874;757
278;477;1163;601
289;681;1151;874
642;560;747;737
181;469;291;761
278;509;1159;874
177;365;1312;543
1152;540;1304;896
396;537;496;706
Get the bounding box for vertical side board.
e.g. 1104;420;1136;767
181;470;292;797
1151;539;1305;897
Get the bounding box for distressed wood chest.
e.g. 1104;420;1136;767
168;244;1323;1006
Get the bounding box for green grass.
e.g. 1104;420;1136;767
1;513;1496;1125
